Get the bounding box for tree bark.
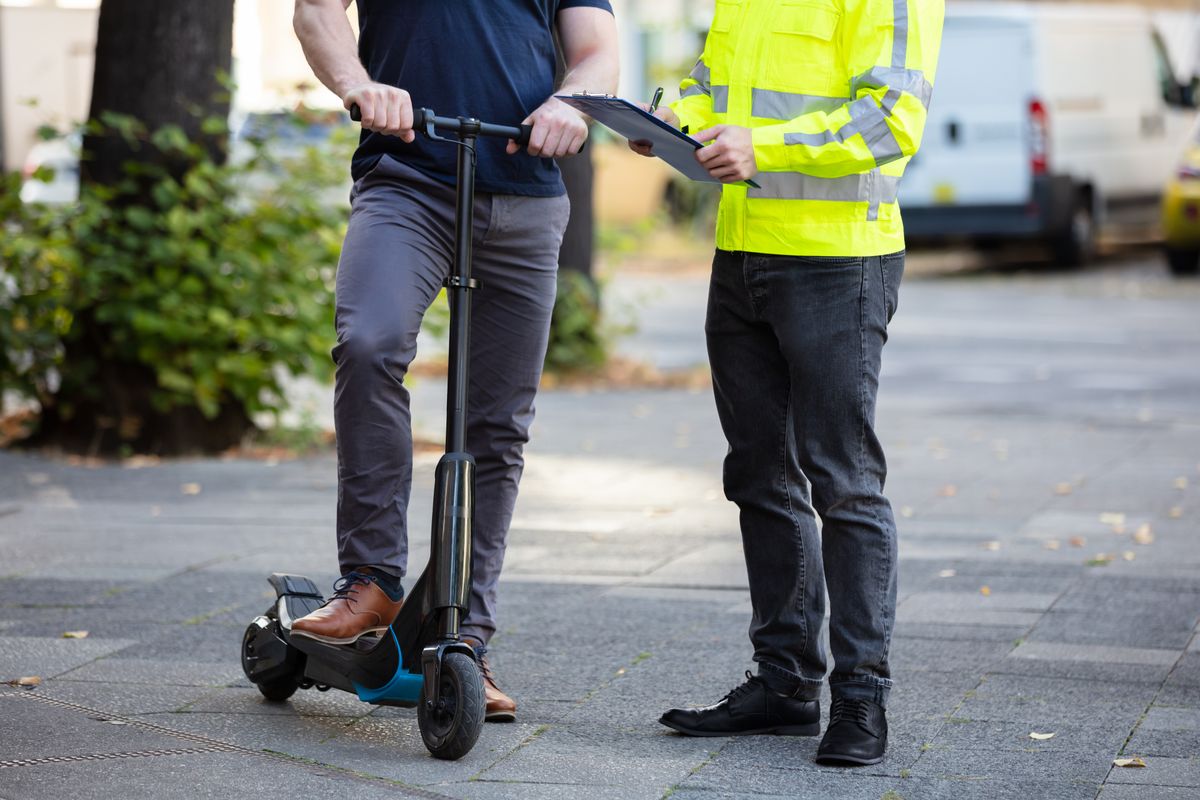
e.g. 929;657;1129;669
82;0;235;186
33;0;243;456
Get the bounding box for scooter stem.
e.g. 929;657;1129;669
446;120;480;454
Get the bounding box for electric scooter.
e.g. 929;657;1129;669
240;107;533;761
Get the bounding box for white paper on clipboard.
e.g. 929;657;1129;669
556;94;759;187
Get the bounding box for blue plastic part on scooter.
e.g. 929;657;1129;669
352;628;423;704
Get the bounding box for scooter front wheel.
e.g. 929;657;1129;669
417;652;485;760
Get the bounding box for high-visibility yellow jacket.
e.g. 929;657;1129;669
670;0;944;257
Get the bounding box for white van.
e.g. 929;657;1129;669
899;2;1197;263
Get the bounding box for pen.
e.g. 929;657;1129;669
649;86;664;113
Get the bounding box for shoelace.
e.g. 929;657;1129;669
328;571;372;604
723;671;763;703
473;645;498;685
828;696;873;729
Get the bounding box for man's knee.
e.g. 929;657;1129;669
333;323;415;378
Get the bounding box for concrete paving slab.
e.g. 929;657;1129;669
1009;641;1181;667
0;636;137;681
1099;786;1200;800
56;657;243;687
1105;755;1200;787
909;746;1114;784
0;750;434;800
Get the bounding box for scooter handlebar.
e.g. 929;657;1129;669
349;104;532;148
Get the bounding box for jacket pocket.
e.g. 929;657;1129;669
762;2;842;96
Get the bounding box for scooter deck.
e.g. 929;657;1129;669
268;572;428;706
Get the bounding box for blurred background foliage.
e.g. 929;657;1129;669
0;111;351;454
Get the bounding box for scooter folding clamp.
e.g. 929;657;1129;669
443;276;479;290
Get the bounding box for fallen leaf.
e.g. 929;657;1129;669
1133;524;1154;545
1169;506;1183;519
1113;757;1146;768
1043;540;1061;551
900;506;915;518
15;676;41;688
1029;732;1056;740
180;483;202;495
1122;551;1136;561
1099;512;1126;526
939;484;958;498
1111;523;1127;535
1069;536;1087;548
983;541;1001;551
1054;482;1073;496
1087;553;1115;567
62;630;89;639
1173;476;1188;490
938;569;956;578
980;586;991;597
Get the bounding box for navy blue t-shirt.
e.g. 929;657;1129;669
352;0;613;197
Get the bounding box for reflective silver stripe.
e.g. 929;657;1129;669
749;171;901;204
849;96;904;166
784;125;854;148
892;0;909;69
782;97;903;167
866;169;882;221
852;66;933;110
751;88;849;120
712;85;730;114
689;59;712;92
880;88;904;117
681;84;708;100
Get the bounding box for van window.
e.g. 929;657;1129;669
1152;31;1186;106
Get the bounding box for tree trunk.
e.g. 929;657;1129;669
33;0;244;456
83;0;234;185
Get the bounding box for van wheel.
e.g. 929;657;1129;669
1165;247;1200;276
1051;200;1097;267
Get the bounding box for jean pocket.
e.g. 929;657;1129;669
879;251;905;323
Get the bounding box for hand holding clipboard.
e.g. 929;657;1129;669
555;93;760;189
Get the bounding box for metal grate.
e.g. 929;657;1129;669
0;747;223;769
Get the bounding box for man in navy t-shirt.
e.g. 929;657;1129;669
291;0;618;721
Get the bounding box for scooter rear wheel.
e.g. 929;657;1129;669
417;652;485;760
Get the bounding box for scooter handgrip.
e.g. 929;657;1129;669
516;124;533;147
349;104;361;122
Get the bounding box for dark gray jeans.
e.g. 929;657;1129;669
334;155;569;644
705;248;903;707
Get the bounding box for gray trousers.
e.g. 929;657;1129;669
334;155;569;644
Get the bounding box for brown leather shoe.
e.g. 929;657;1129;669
474;645;516;722
290;572;402;646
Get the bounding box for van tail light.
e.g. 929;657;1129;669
1029;99;1049;176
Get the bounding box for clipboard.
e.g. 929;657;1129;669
556;94;760;189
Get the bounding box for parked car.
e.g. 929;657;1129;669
19;133;81;205
899;2;1198;264
1162;121;1200;275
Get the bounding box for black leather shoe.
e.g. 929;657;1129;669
815;696;888;765
660;672;820;737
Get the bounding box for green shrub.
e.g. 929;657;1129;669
545;270;610;373
0;111;352;451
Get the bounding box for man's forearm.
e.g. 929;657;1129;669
293;0;370;100
557;50;619;98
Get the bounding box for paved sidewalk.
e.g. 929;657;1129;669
2;255;1199;799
